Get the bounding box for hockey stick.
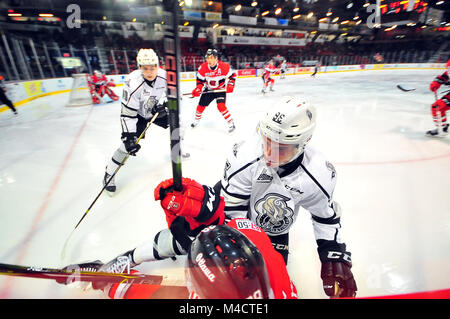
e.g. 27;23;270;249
0;262;184;286
60;112;159;261
181;89;227;97
162;0;183;192
396;84;416;92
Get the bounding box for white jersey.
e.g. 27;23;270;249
219;132;343;245
120;68;167;134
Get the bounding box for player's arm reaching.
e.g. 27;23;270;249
192;67;206;97
120;77;144;155
225;65;236;93
430;71;449;92
300;163;357;298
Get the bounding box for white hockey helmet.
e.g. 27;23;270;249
258;96;316;160
137;48;159;67
93;70;102;77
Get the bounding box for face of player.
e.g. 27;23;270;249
140;64;158;81
262;135;299;168
206;55;218;68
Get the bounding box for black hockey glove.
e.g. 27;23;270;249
121;132;141;156
320;251;357;298
152;101;169;129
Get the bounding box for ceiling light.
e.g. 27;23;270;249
39;13;54;17
251;1;258;6
332;17;339;23
293;14;301;20
235;4;242;12
8;13;22;16
307;12;314;18
275;8;282;15
262;10;270;16
293;7;299;12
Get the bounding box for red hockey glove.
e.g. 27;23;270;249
226;83;234;93
154;177;225;251
430;81;440;92
154;177;225;227
192;85;203;97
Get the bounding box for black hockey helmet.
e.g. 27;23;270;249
205;48;219;59
186;225;272;299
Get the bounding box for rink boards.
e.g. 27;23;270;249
0;62;445;113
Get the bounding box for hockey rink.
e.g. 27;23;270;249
0;68;449;299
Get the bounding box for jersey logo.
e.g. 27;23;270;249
254;193;294;235
256;169;273;183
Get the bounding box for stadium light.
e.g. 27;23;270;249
39;13;54;17
293;14;301;20
275;8;282;15
251;1;258;6
293;7;299;12
262;10;270;16
235;4;242;12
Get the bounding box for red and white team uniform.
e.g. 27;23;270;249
196;60;235;92
261;62;278;93
191;49;237;133
89;72;119;104
427;59;450;137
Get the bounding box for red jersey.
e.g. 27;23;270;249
196;60;236;91
225;218;297;299
262;63;278;80
90;74;108;86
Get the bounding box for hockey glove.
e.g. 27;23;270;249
226;82;235;93
121;132;141;156
154;177;225;250
192;85;203;97
152;101;169;129
430;81;440;92
320;251;357;298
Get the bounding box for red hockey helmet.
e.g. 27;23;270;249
447;59;450;67
186;225;272;299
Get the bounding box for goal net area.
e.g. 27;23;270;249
67;73;93;107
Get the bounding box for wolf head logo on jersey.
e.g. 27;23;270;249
254;193;294;235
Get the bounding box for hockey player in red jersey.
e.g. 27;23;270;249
427;59;450;137
191;48;237;133
261;59;278;93
58;177;297;299
89;70;119;104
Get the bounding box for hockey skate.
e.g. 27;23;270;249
426;124;449;137
100;250;137;275
228;121;236;133
191;118;200;128
269;86;275;92
103;171;116;196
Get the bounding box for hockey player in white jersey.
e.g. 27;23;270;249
219;96;357;298
103;48;169;194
